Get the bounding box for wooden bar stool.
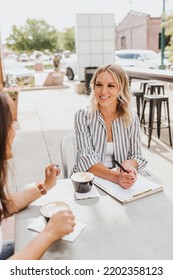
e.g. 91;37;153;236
140;95;172;148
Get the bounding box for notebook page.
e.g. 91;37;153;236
94;174;162;201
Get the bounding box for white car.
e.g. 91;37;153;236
115;49;168;69
18;53;29;62
3;58;35;86
60;53;77;80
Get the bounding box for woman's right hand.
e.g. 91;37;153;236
43;210;76;243
113;169;137;189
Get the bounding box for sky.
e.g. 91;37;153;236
1;0;173;43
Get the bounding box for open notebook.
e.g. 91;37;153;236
94;170;163;203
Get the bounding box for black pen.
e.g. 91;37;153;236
114;159;129;173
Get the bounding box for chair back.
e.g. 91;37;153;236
60;133;77;178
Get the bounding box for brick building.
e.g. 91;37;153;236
115;11;162;53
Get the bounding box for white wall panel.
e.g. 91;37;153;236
91;41;103;53
78;54;91;67
90;14;102;27
91;54;104;66
77;28;90;41
103;28;115;40
77;42;90;54
103;41;115;53
102;14;115;26
90;28;102;40
76;13;115;81
77;14;89;26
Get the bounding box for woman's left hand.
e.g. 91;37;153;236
117;160;138;189
44;164;61;191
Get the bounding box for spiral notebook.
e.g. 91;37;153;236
94;170;163;203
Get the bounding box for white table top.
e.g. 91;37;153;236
15;178;173;260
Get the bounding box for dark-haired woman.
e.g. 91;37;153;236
0;93;75;259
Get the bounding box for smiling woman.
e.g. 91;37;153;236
73;64;147;189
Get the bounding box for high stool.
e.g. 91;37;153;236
140;95;172;148
140;80;156;94
131;90;145;118
146;82;166;118
137;81;156;118
146;83;165;95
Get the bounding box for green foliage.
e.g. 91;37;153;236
62;27;75;52
6;19;76;53
164;12;173;62
6;18;59;52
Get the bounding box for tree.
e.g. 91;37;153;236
6;18;60;53
164;12;173;62
62;27;75;53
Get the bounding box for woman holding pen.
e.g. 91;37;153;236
74;64;147;189
0;93;75;259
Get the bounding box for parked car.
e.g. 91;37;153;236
115;49;168;69
18;53;29;62
60;53;77;80
3;58;35;86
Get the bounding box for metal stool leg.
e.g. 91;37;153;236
136;96;140;118
148;100;156;148
166;99;172;146
156;100;162;139
140;100;147;134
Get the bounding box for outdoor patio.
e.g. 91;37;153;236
2;78;173;240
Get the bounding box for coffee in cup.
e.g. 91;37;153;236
71;172;94;193
40;201;70;221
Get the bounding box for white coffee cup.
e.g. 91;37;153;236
71;172;94;193
40;201;70;221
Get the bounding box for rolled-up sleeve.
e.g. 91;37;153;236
129;113;147;170
74;109;101;171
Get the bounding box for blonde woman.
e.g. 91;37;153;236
74;64;147;189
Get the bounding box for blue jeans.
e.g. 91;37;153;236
0;240;14;260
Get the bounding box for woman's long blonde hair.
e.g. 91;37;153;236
89;64;132;126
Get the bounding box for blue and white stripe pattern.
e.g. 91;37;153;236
74;106;147;172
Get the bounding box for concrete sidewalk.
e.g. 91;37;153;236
2;78;173;239
12;79;89;184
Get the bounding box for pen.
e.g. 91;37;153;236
50;164;59;172
114;159;129;173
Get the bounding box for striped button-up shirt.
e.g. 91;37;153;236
74;106;147;172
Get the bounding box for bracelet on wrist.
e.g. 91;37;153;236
36;182;47;195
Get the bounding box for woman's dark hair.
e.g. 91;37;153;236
0;93;13;222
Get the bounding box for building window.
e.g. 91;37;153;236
121;36;126;49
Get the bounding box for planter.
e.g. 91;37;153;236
43;70;65;86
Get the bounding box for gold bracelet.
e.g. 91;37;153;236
36;182;47;195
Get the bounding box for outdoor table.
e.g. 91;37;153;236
14;178;173;260
123;67;173;83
